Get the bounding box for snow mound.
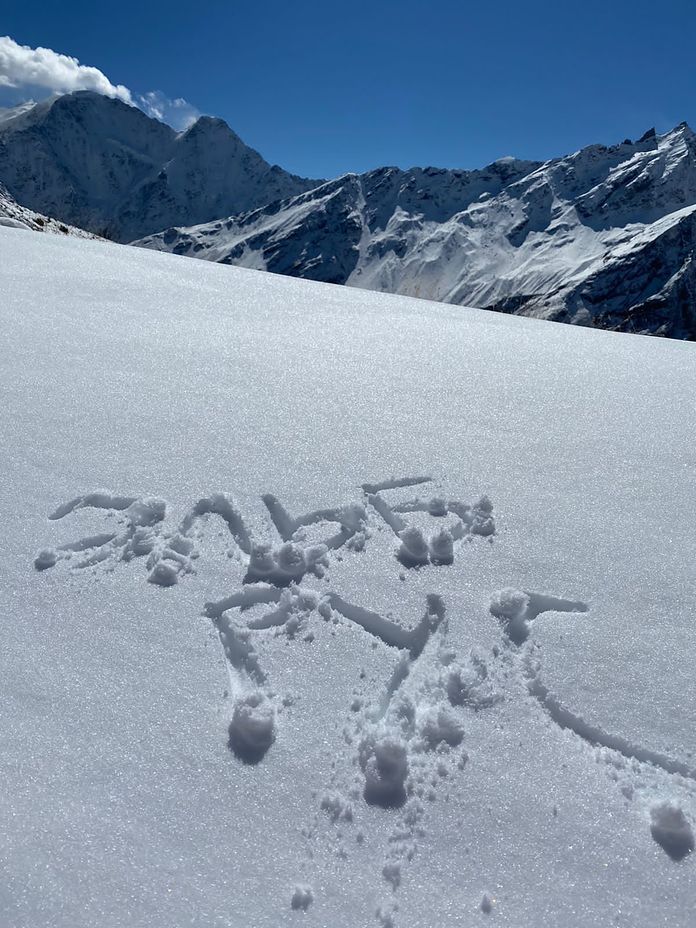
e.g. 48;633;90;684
359;735;410;808
417;707;464;750
290;884;314;911
228;692;276;764
650;803;695;861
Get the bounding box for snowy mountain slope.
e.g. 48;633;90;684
134;158;540;284
2;225;695;927
0;182;101;237
0;92;319;241
138;124;696;337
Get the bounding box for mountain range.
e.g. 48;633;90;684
2;91;696;338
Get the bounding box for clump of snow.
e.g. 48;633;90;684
427;496;447;516
147;560;179;587
320;791;354;823
471;495;495;536
228;692;275;764
123;526;157;559
245;540;328;585
290;884;314;911
376;901;398;927
388;694;416;735
33;547;58;570
489;588;530;644
276;542;306;577
127;496;167;527
163;533;194;557
359;735;409;808
245;585;319;640
346;530;368;552
428;528;454;566
447;651;499;710
303;543;329;576
247;542;276;577
418;706;464;750
382;860;401;890
397;526;429;568
649;802;695;860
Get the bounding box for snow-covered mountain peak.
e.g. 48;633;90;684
178;112;239;139
18;90;162;141
661;119;695;141
0;91;320;240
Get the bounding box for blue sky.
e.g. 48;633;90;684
2;0;695;178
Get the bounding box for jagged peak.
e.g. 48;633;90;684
660;121;696;142
11;90;172;139
50;90;141;118
490;155;541;170
0;91;185;142
182;113;233;134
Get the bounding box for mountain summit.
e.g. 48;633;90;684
0;91;320;240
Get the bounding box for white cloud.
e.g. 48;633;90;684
0;36;132;102
0;37;200;130
137;90;200;130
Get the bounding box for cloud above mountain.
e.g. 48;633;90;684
0;36;132;102
0;36;199;129
138;90;200;130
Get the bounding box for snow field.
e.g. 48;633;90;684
2;228;695;927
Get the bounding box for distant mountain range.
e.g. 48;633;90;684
2;91;696;338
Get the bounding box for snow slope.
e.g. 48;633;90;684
2;226;695;928
0;92;319;241
0;183;101;237
138;124;696;338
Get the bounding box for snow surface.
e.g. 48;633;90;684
2;225;696;927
